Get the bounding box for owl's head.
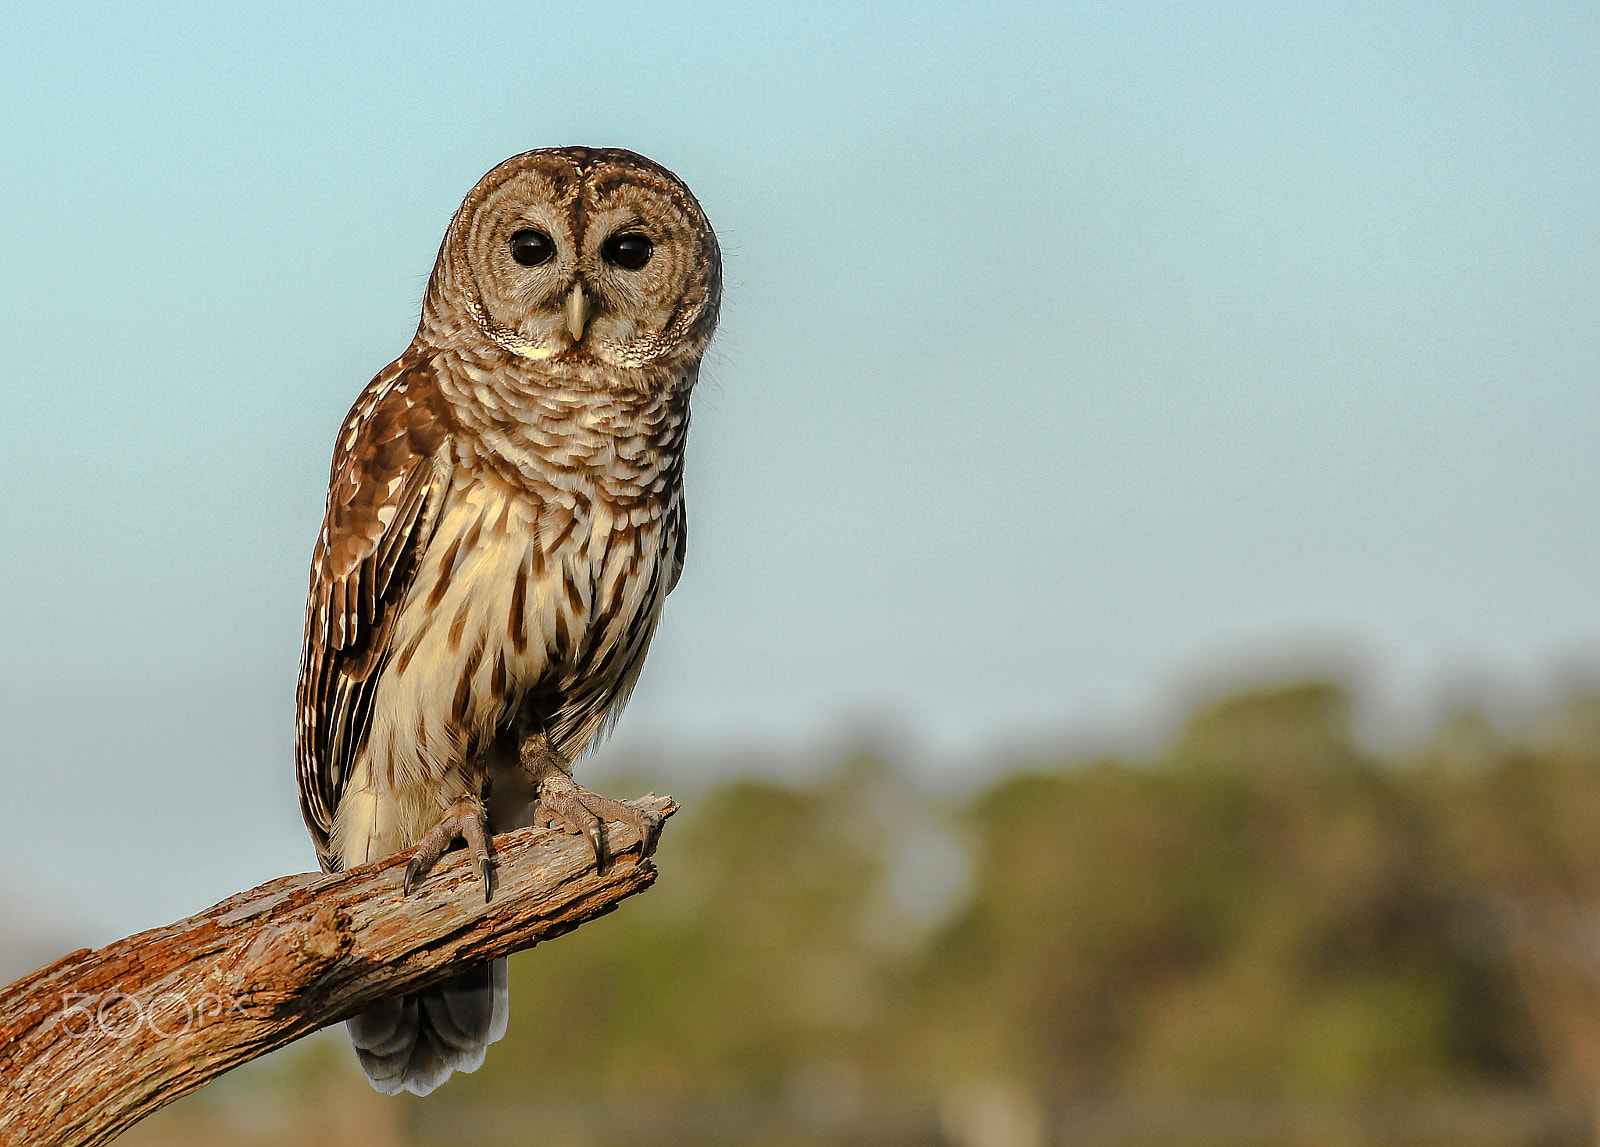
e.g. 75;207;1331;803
422;147;721;378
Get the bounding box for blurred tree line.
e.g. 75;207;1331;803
116;679;1600;1146
386;680;1600;1145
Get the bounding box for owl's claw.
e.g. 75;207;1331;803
402;795;495;900
521;735;658;871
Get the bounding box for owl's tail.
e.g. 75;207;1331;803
346;958;510;1096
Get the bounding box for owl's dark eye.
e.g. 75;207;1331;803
508;228;555;267
602;232;653;270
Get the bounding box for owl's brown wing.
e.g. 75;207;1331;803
665;496;687;595
296;349;453;870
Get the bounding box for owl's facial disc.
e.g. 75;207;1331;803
445;149;719;375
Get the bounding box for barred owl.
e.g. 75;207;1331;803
295;147;720;1095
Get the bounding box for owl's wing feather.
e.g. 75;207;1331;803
665;497;686;596
296;351;452;869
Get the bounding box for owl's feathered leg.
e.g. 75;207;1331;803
402;794;496;900
521;733;659;869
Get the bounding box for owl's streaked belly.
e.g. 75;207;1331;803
332;475;666;869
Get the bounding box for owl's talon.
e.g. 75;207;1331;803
639;812;662;857
402;856;425;897
401;796;495;898
521;734;651;871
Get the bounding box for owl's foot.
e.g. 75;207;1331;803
521;735;659;870
403;795;495;901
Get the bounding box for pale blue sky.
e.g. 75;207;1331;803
1;1;1596;939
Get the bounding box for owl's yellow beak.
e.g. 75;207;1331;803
564;284;591;341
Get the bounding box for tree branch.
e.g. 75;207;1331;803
0;795;675;1147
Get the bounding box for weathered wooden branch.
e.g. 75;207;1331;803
0;795;675;1147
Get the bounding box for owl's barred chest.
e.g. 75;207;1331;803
361;456;677;788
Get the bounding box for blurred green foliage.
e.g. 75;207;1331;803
122;678;1600;1145
428;679;1600;1128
